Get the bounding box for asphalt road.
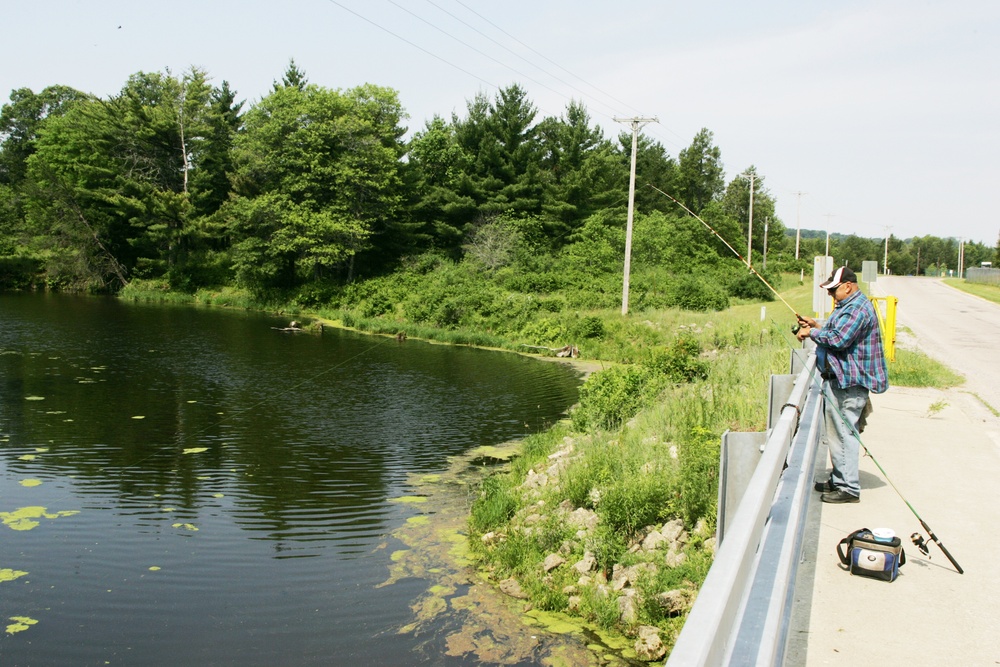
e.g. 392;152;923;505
874;275;1000;413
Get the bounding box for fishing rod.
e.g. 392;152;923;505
840;393;965;574
823;377;965;574
773;321;965;574
646;183;801;319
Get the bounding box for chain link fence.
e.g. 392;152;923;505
966;267;1000;285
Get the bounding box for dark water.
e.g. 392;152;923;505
0;293;581;666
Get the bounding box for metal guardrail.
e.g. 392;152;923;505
666;350;823;666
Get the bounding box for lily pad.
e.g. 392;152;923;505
6;616;38;635
183;447;208;455
24;396;44;401
0;568;29;583
1;507;80;531
18;479;42;488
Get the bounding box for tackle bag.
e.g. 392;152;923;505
837;528;906;582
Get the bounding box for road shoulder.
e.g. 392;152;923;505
786;385;1000;666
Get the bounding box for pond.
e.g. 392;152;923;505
0;293;584;666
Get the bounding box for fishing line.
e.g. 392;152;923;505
646;183;801;318
775;323;964;573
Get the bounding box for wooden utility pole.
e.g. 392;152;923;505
614;116;658;315
763;217;769;271
739;172;756;267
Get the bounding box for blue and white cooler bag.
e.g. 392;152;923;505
837;528;906;582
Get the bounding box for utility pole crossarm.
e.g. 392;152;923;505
615;116;659;316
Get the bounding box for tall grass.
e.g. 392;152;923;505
889;348;964;387
467;307;790;649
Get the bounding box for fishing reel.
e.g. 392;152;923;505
911;532;930;557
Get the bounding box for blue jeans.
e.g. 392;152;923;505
822;382;869;497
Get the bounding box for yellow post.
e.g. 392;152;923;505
870;296;898;362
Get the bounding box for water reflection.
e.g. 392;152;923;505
0;293;580;665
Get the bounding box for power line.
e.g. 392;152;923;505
387;0;588;117
324;1;683;154
447;0;643;119
322;0;497;91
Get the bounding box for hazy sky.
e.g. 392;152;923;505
4;0;998;245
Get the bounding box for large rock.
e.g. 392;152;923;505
617;590;639;624
572;551;597;575
480;531;504;546
542;553;566;572
641;529;668;551
656;587;695;615
661;518;685;543
634;625;666;661
664;547;688;568
522;469;549;489
499;577;529;600
566;507;599;531
611;562;656;591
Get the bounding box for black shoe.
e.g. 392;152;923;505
814;479;835;493
821;489;860;504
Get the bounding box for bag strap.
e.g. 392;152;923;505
837;528;871;565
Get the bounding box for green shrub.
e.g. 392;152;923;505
597;474;674;538
641;334;709;383
574;316;606;340
590;524;629;576
470;474;519;535
293;281;340;308
664;275;730;311
677;427;720;524
0;255;42;289
725;268;780;301
571;365;664;431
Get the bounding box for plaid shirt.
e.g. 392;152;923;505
810;290;888;393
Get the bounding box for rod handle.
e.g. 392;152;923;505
920;519;964;574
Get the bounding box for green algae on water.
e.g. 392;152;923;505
6;616;38;635
0;568;29;583
389;495;428;504
1;507;80;531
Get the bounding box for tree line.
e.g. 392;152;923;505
1;61;995;297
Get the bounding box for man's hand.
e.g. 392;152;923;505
795;313;818;329
796;325;811;342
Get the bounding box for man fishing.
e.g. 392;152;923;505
795;266;888;503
